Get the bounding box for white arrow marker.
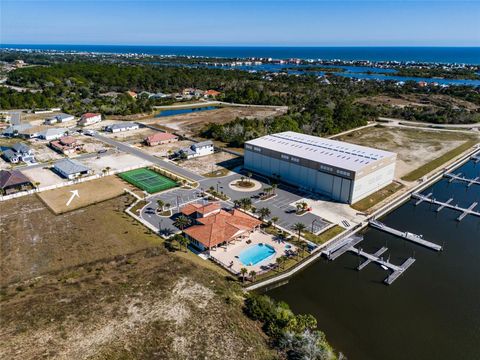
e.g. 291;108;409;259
66;190;80;206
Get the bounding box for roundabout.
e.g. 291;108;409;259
228;178;263;192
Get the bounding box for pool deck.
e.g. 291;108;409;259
209;230;297;274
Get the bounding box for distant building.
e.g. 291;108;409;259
126;91;137;98
145;132;178;146
244;131;396;204
16;125;47;139
50;136;84;155
53;158;91;179
0;169;32;195
78;113;102;126
2;149;20;164
11;143;35;163
39;128;67;141
204;89;221;98
104;122;139;133
176;140;214;159
44;113;75;125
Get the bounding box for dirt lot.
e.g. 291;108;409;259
336;125;480;179
72;136;111;156
139;139;193;157
103;127;156;144
28;139;64;162
145;106;287;137
80;153;151;174
0;195;274;359
37;176;133;214
22;166;63;187
179;151;242;176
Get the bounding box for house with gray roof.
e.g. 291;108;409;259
2;123;32;137
44;113;75;125
104;122;139;133
39;128;67;141
176;140;214;159
53;158;91;179
2;149;20;164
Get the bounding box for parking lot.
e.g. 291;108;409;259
140;170;330;236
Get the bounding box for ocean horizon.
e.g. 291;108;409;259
2;44;480;64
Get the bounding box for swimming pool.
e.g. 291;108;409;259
239;243;276;266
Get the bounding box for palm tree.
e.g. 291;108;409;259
249;270;257;282
246;171;252;184
165;202;171;212
258;207;271;220
34;181;40;189
177;235;190;252
233;199;241;208
240;267;248;282
299;242;308;258
271;183;278;195
240;176;245;185
239;197;252;210
105;166;111;175
174;215;191;230
292;222;307;241
264;187;272;196
156;199;165;213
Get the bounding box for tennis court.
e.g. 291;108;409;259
118;168;178;193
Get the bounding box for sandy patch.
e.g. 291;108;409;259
80;153;151;174
21;166;63;187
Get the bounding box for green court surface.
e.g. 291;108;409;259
119;168;178;193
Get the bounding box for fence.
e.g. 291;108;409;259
0;164;145;202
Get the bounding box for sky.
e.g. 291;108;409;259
1;0;479;46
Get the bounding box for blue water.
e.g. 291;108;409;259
2;44;480;64
239;243;276;266
155;106;218;117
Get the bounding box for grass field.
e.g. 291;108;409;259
119;168;178;193
37;176;131;214
351;182;404;212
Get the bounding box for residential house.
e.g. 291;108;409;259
0;169;32;195
2;149;19;164
44;113;75;125
2;123;32;137
50;136;84;155
204;90;221;98
53;158;91;179
39;128;67;141
104;122;139;133
16;125;47;139
180;202;261;251
78;113;102;126
126;91;138;98
145;132;178;146
176;140;214;159
11;143;35;163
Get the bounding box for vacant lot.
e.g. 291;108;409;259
22;166;63;187
81;153;151;174
103;127;156;144
0;195;160;286
0;195;274;359
337;126;480;179
146;105;287;137
140;139;193;157
37;176;132;214
179;151;242;176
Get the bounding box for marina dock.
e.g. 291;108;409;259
412;193;480;221
324;237;416;285
472;154;480;163
369;219;442;251
444;173;480;187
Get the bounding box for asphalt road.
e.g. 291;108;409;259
92;133;204;181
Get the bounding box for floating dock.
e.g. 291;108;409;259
324;237;415;285
369;219;442;251
444;173;480;187
412;193;480;221
471;154;480;163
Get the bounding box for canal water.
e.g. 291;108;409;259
267;159;480;360
155;106;218;117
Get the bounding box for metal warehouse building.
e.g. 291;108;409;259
244;131;396;204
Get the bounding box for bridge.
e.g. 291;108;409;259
412;193;480;221
369;219;442;251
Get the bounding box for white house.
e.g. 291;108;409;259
44;113;75;125
39;128;67;141
176;140;214;159
78;113;102;126
104;122;139;133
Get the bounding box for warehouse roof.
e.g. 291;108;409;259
245;131;396;172
53;158;90;175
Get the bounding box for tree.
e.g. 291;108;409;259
299;242;308;258
249;270;257;282
239;197;252;210
292;223;307;241
165;202;171;211
258;207;271;221
271;183;278;195
246;171;252;184
156;199;165;213
176;235;190;252
240;267;248;282
174;215;191;230
276;257;284;271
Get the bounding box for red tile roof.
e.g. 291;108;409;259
205;90;221;96
145;132;178;143
184;208;261;249
82;113;100;118
181;202;221;216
